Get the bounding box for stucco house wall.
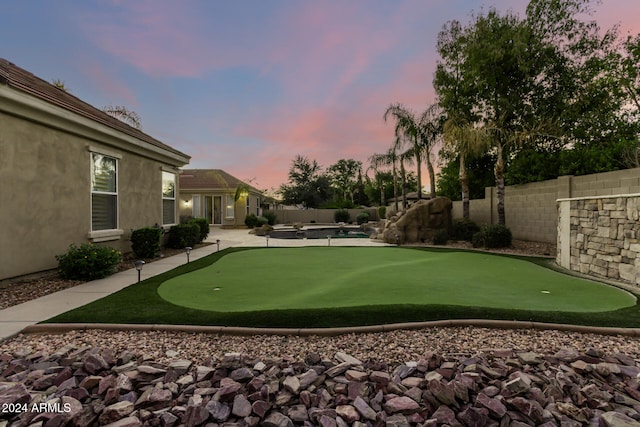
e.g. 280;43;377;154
0;59;190;280
178;169;263;228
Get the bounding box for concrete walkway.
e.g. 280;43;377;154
0;228;390;341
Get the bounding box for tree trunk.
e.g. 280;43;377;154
392;163;399;212
400;162;407;209
495;144;506;225
459;154;470;220
415;141;423;200
425;150;436;199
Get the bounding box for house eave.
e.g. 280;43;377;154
0;85;190;167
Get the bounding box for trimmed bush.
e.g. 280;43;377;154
482;224;512;248
263;211;278;226
167;223;200;249
245;214;258;228
378;206;386;220
356;211;370;225
472;231;485;248
451;218;481;241
189;218;209;242
131;227;162;258
433;229;449;245
56;243;122;280
256;216;269;227
471;224;512;249
334;209;351;223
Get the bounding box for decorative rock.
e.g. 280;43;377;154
336;404;360;423
283;375;301;394
251;400;270;417
206;400;230;422
232;394;252;417
476;392;507;418
230;367;254;382
335;352;362;366
384;396;420;414
102;416;142;427
287;404;309;422
99;401;135;424
263;411;294;427
353;396;377;421
600;411;640;427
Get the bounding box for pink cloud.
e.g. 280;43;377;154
81;62;138;106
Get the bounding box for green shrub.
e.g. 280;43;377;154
433;229;449;245
167;223;200;249
471;224;512;249
356;211;370;225
245;214;258;228
189;218;209;242
451;218;481;241
131;227;162;258
263;211;278;225
472;231;485;248
56;243;122;280
256;216;269;227
334;209;351;223
482;224;512;248
378;206;386;220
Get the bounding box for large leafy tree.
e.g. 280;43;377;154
434;0;639;225
278;155;333;208
326;159;363;203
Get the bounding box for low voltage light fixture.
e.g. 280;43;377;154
265;234;270;247
216;239;220;252
134;260;145;283
327;235;331;247
185;246;192;263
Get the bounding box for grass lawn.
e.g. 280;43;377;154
159;247;634;313
46;247;640;328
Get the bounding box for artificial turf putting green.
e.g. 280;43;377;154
158;247;635;313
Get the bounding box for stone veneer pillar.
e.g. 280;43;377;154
557;194;640;288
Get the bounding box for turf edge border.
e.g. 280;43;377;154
20;319;640;338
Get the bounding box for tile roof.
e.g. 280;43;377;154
180;169;261;193
0;58;190;160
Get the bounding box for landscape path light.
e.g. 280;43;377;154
327;235;331;247
134;260;145;283
185;246;192;263
265;234;270;247
216;239;220;252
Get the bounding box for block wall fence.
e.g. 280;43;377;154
452;167;640;244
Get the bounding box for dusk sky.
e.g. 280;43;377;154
2;1;639;193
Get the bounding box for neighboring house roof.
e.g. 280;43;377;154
180;169;261;193
0;58;189;161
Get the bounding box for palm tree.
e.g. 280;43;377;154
384;104;424;200
442;117;488;219
397;146;416;210
369;144;400;212
384;103;442;200
417;103;443;199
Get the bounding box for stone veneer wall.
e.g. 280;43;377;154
557;194;640;288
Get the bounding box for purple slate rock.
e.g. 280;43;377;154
457;406;489;427
475;392;507;418
182;405;210;427
263;411;295;427
206;400;231;422
431;404;459;426
508;397;544;423
336;404;360;423
383;396;421;414
83;353;110;374
232;394;252;418
251;399;270;418
0;382;31;406
353;396;377;421
218;377;243;401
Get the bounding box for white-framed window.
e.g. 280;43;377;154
91;153;118;231
162;171;176;225
225;194;235;218
192;195;201;218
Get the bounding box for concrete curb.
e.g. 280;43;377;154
20;320;640;337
